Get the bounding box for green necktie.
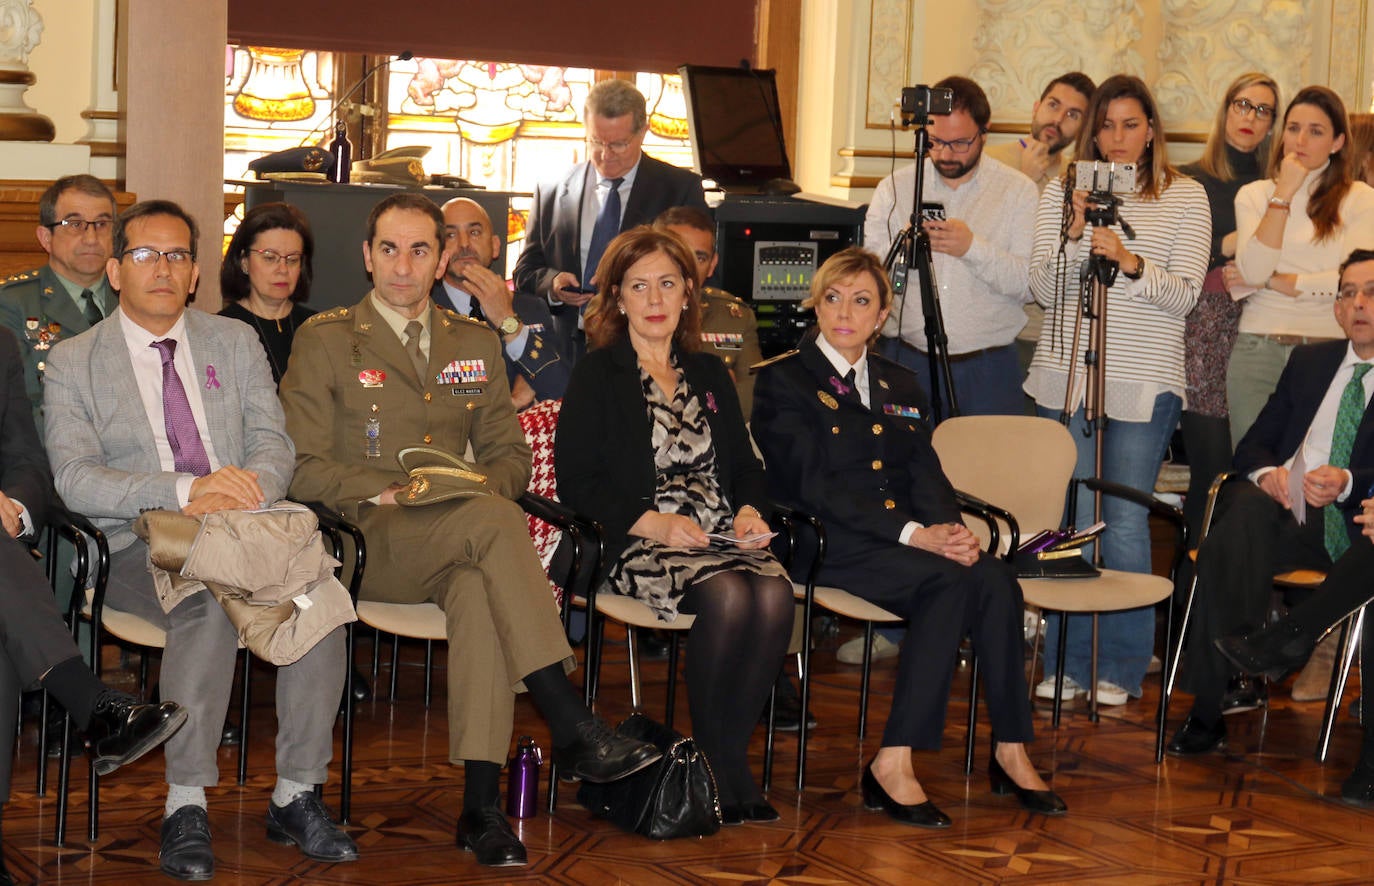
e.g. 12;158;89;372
1324;362;1372;559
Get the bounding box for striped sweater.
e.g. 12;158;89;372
1025;175;1211;421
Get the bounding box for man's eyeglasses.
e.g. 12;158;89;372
928;134;983;154
45;218;111;235
121;247;193;266
1230;98;1276;120
586;136;635;154
1336;283;1374;301
248;248;304;268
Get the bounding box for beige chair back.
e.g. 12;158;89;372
932;415;1077;553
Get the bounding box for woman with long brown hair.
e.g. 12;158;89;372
1025;74;1210;706
1229;86;1374;442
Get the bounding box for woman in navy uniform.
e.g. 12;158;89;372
752;247;1065;826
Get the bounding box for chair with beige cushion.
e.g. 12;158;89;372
931;415;1188;761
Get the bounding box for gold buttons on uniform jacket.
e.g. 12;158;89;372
466;401;476;411
883;499;896;510
871;460;883;470
872;423;883;435
424;392;432;402
423;434;433;444
831;426;840;435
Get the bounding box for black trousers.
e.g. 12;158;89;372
0;533;85;801
1183;481;1331;716
816;537;1033;750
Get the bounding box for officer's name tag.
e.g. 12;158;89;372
451;385;485;397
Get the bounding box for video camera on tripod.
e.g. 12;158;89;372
883;83;960;419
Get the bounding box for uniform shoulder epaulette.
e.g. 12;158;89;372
0;269;39;288
448;309;485;326
302;306;351;325
870;351;907;372
702;286;745;304
749;349;798;373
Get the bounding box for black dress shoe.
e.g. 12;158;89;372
763;678;818;732
349;669;372;703
636;630;672;661
1215;622;1313;682
84;690;188;776
720;799;780;825
988;756;1067;815
160;806;214;881
1341;758;1374;806
220;720;241;747
456;807;527;867
266;793;358;862
551;717;662;783
1220;675;1268;715
1166;715;1227;756
859;762;951;828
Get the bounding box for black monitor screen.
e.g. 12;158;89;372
679;65;790;188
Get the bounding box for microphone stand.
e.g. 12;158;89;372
296;51;414;149
883;114;959;421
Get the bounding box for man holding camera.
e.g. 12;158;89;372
864;75;1039;418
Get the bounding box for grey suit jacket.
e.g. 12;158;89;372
42;306;294;552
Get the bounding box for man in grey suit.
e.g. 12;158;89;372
42;200;356;880
513;78;709;361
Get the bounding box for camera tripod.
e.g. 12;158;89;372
883;114;959;421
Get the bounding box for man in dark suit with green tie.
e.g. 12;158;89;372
0;174;117;432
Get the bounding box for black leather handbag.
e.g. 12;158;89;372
576;713;721;839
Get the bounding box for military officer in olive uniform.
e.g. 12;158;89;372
431;197;568;410
653;206;763;416
0;175;118;430
280;192;658;868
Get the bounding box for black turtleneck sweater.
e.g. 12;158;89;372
1180;143;1265;270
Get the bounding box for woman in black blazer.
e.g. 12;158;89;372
752;247;1066;826
556;227;793;825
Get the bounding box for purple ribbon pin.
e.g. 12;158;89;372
705;392;718;413
829;375;851;396
205;365;220;389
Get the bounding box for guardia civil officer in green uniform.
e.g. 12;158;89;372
280;192;658;869
0;174;117;431
653;206;763;417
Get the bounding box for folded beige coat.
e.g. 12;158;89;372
133;504;357;666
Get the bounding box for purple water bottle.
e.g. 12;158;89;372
506;735;541;818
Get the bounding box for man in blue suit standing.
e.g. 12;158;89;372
513;78;709;361
1170;249;1374;757
433;197;568;408
42;200;355;880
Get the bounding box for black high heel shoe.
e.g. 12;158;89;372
989;755;1067;815
860;762;951;828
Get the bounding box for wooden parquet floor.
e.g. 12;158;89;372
5;625;1373;885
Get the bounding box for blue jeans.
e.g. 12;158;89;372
1034;392;1182;695
879;338;1026;418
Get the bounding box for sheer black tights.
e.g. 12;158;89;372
678;570;794;805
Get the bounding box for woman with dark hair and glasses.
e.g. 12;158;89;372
1178;73;1280;539
1026;74;1210;706
1229;86;1374;443
219;202;316;386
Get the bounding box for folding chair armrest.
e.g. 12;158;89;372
301;501;366;605
516;491;581;531
1080;476;1189;576
954;489;1017;558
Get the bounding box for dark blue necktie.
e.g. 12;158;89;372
582;176;624;288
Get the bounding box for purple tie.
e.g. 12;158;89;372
150;339;211;477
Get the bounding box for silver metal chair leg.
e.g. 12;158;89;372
1317;609;1363;763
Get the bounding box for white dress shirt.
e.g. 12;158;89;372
119;309;222;506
